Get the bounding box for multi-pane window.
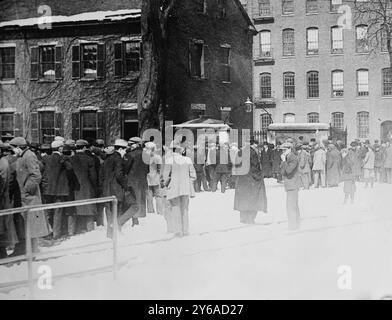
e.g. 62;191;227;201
307;112;319;123
81;44;98;79
0;47;15;80
283;113;295;123
219;46;230;82
72;43;104;79
40;46;55;81
357;111;369;139
332;112;344;130
217;0;227;18
39;111;55;144
282;0;294;15
31;45;62;80
307;71;319;98
356;25;369;53
306;0;318;13
357;69;369;96
330;0;342;12
258;0;271;15
282;29;295;56
260;73;271;98
260;30;271;57
189;40;210;79
332;70;344;97
306;28;319;55
0;113;14;140
382;68;392;96
81;111;98;140
260;114;272;130
331;26;343;54
124;42;141;74
283;72;295;99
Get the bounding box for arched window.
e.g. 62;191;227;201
260;30;271;57
307;71;319;98
283;113;295;123
382;68;392;96
307;112;319;123
283;72;295;99
260;113;272;130
306;27;319;55
357;111;369;139
356;69;369;96
331;26;343;54
282;28;295;56
332;112;344;130
260;73;271;98
306;0;318;13
331;70;344;97
356;25;369;53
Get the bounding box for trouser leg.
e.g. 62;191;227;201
286;189;300;230
220;174;228;193
321;171;326;187
146;187;155;213
67;215;76;236
180;196;190;234
201;171;209;191
85;217;95;232
313;171;319;187
194;174;202;192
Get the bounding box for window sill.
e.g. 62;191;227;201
282;55;295;59
381;95;392;98
282;99;295;102
331;52;344;56
306;54;319;57
0;80;16;84
356;96;369;99
281;13;294;17
307;98;320;101
222;81;231;84
330;96;344;100
37;79;58;83
305;12;318;15
79;78;100;82
355;52;370;55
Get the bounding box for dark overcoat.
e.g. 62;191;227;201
70;152;98;216
280;151;300;191
234;146;268;213
340;150;355;181
42;153;70;197
326;147;341;186
101;152;127;203
260;148;273;178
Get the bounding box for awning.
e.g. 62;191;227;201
172;117;231;130
267;123;330;131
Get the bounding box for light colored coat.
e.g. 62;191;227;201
163;152;196;201
384;146;392;169
312;149;326;171
363;149;375;169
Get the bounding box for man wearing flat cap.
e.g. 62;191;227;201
280;141;301;230
8;137;50;255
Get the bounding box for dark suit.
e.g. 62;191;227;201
280;151;301;230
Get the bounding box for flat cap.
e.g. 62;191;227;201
128;137;142;144
40;144;51;151
75;139;88;147
96;139;105;147
54;136;65;142
51;140;64;149
279;142;293;149
114;139;128;148
9;137;27;147
65;139;76;146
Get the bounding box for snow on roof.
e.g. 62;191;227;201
267;123;330;131
0;9;141;28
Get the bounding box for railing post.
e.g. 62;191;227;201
25;210;34;300
112;198;118;280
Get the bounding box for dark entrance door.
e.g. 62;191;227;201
122;110;139;140
381;120;392;142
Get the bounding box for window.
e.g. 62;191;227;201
307;71;319;98
261;114;272;130
71;43;105;80
31;45;62;81
330;0;342;12
381;29;389;52
282;0;294;14
258;0;271;15
332;112;344;130
260;30;271;57
0;113;14;140
39;111;55;144
382;68;392;96
114;41;142;77
217;0;227;18
282;29;295;56
332;70;344;97
81;111;98;140
356;25;369;53
307;112;319;123
196;0;207;14
219;46;230;82
357;111;369;139
189;40;210;79
306;0;318;13
283;72;295;99
306;28;319;55
0;46;15;80
357;69;369;96
82;44;98;79
331;26;343;53
40;46;55;81
283;113;295;123
260;73;271;98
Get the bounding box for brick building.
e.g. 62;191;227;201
0;0;256;144
241;0;392;143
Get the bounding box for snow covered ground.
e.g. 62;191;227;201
1;179;392;300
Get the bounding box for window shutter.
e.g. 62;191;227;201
188;40;194;77
14;113;24;137
97;110;105;141
30;47;39;80
203;44;210;79
72;112;80;140
72;45;80;79
54;112;63;136
97;44;105;79
114;43;123;77
55;46;63;80
139;41;143;70
30;112;39;143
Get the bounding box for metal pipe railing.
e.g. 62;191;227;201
0;196;118;300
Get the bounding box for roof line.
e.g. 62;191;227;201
232;0;257;34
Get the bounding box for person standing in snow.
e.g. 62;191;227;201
326;144;341;187
312;144;326;188
297;143;311;190
145;142;164;215
363;142;375;188
340;146;356;204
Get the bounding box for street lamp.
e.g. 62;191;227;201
244;97;253;113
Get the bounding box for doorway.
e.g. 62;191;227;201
381;120;392;142
122;110;139;140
